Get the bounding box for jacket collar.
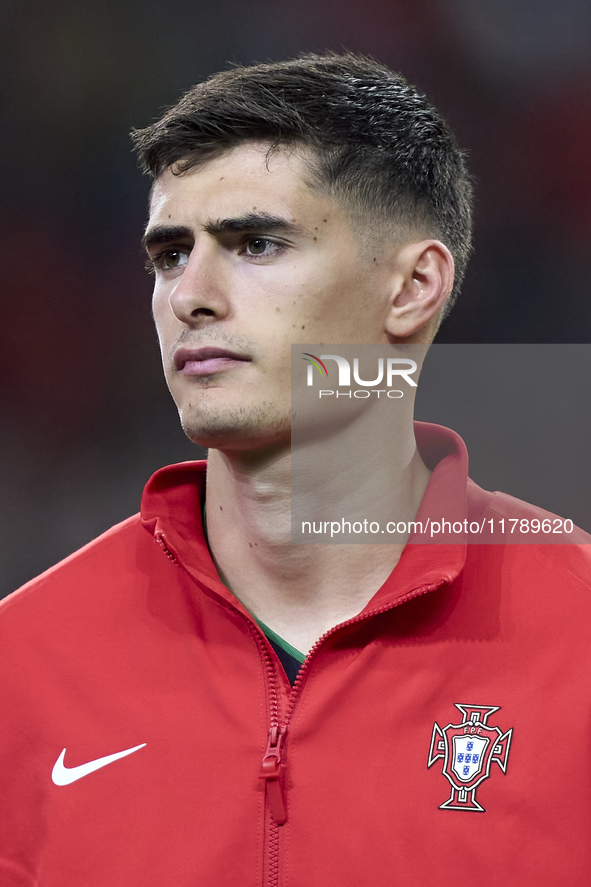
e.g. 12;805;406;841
140;421;479;610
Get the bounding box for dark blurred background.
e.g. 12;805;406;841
2;0;591;596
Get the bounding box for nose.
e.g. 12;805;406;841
167;241;230;326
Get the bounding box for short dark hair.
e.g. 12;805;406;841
132;52;473;313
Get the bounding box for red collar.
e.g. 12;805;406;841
140;422;481;609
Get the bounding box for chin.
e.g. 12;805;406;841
179;403;291;452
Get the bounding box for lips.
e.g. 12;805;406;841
173;346;251;376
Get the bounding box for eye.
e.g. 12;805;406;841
246;237;272;256
242;236;286;259
164;250;188;268
147;248;190;274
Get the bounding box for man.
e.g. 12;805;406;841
1;53;590;886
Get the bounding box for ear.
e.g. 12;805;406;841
384;240;454;342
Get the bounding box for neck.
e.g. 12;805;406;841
205;415;430;654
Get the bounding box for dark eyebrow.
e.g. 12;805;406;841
142;213;307;254
203;213;305;236
141;225;193;254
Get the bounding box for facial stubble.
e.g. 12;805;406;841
178;390;292;450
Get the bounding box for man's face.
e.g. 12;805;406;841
146;142;397;452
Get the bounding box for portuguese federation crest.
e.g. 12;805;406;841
427;704;513;812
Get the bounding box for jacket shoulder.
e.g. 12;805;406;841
480;488;591;588
0;513;144;615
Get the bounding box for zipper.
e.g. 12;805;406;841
261;724;286;887
155;532;179;565
244;618;285;887
255;579;445;887
261;724;287;824
154;532;446;886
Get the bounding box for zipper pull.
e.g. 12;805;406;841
261;725;287;825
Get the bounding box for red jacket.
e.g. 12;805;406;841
1;423;591;886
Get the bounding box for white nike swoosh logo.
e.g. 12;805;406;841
51;743;146;786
